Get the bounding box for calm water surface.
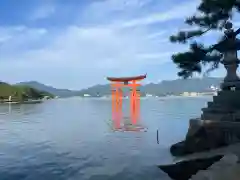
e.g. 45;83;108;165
0;97;212;180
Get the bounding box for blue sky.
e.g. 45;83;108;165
0;0;239;89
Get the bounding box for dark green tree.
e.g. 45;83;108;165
170;0;240;78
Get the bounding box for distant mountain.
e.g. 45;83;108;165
78;84;111;97
140;77;222;96
15;77;223;98
77;77;223;97
15;81;79;97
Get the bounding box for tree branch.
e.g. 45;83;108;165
234;27;240;36
169;0;240;78
170;28;212;43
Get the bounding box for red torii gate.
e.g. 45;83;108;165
107;74;146;129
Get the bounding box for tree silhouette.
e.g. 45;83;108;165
170;0;240;78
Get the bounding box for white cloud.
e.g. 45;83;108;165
82;0;198;29
82;0;151;20
0;25;177;85
147;31;167;39
88;0;150;12
114;0;198;28
30;4;55;20
0;26;167;67
0;26;48;58
136;52;172;60
0;0;198;88
0;35;11;43
234;21;240;28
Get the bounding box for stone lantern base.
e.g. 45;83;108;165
171;88;240;156
201;89;240;121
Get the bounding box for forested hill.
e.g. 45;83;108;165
15;81;80;97
0;82;54;102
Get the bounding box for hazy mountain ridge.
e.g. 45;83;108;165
140;77;222;96
16;77;223;97
15;81;80;97
78;77;223;97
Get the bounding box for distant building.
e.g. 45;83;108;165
146;94;153;97
43;96;51;100
210;85;220;91
83;94;91;97
182;92;190;96
182;92;198;96
190;92;198;96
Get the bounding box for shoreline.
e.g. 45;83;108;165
160;143;240;180
77;95;214;99
0;99;45;105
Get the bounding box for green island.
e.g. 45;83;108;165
0;82;54;104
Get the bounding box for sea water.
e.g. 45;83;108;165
0;96;212;180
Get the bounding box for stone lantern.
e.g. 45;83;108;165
220;21;240;90
170;21;240;156
200;21;240;122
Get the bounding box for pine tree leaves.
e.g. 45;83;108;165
172;42;223;78
170;29;211;43
170;0;240;78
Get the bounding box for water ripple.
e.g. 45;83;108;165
0;98;210;179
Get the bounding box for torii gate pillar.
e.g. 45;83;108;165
107;74;146;129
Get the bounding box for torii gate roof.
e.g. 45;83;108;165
107;74;146;82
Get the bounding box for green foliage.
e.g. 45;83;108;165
0;82;54;102
170;0;240;78
16;81;78;98
15;85;55;99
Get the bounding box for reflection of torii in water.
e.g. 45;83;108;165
106;117;146;132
